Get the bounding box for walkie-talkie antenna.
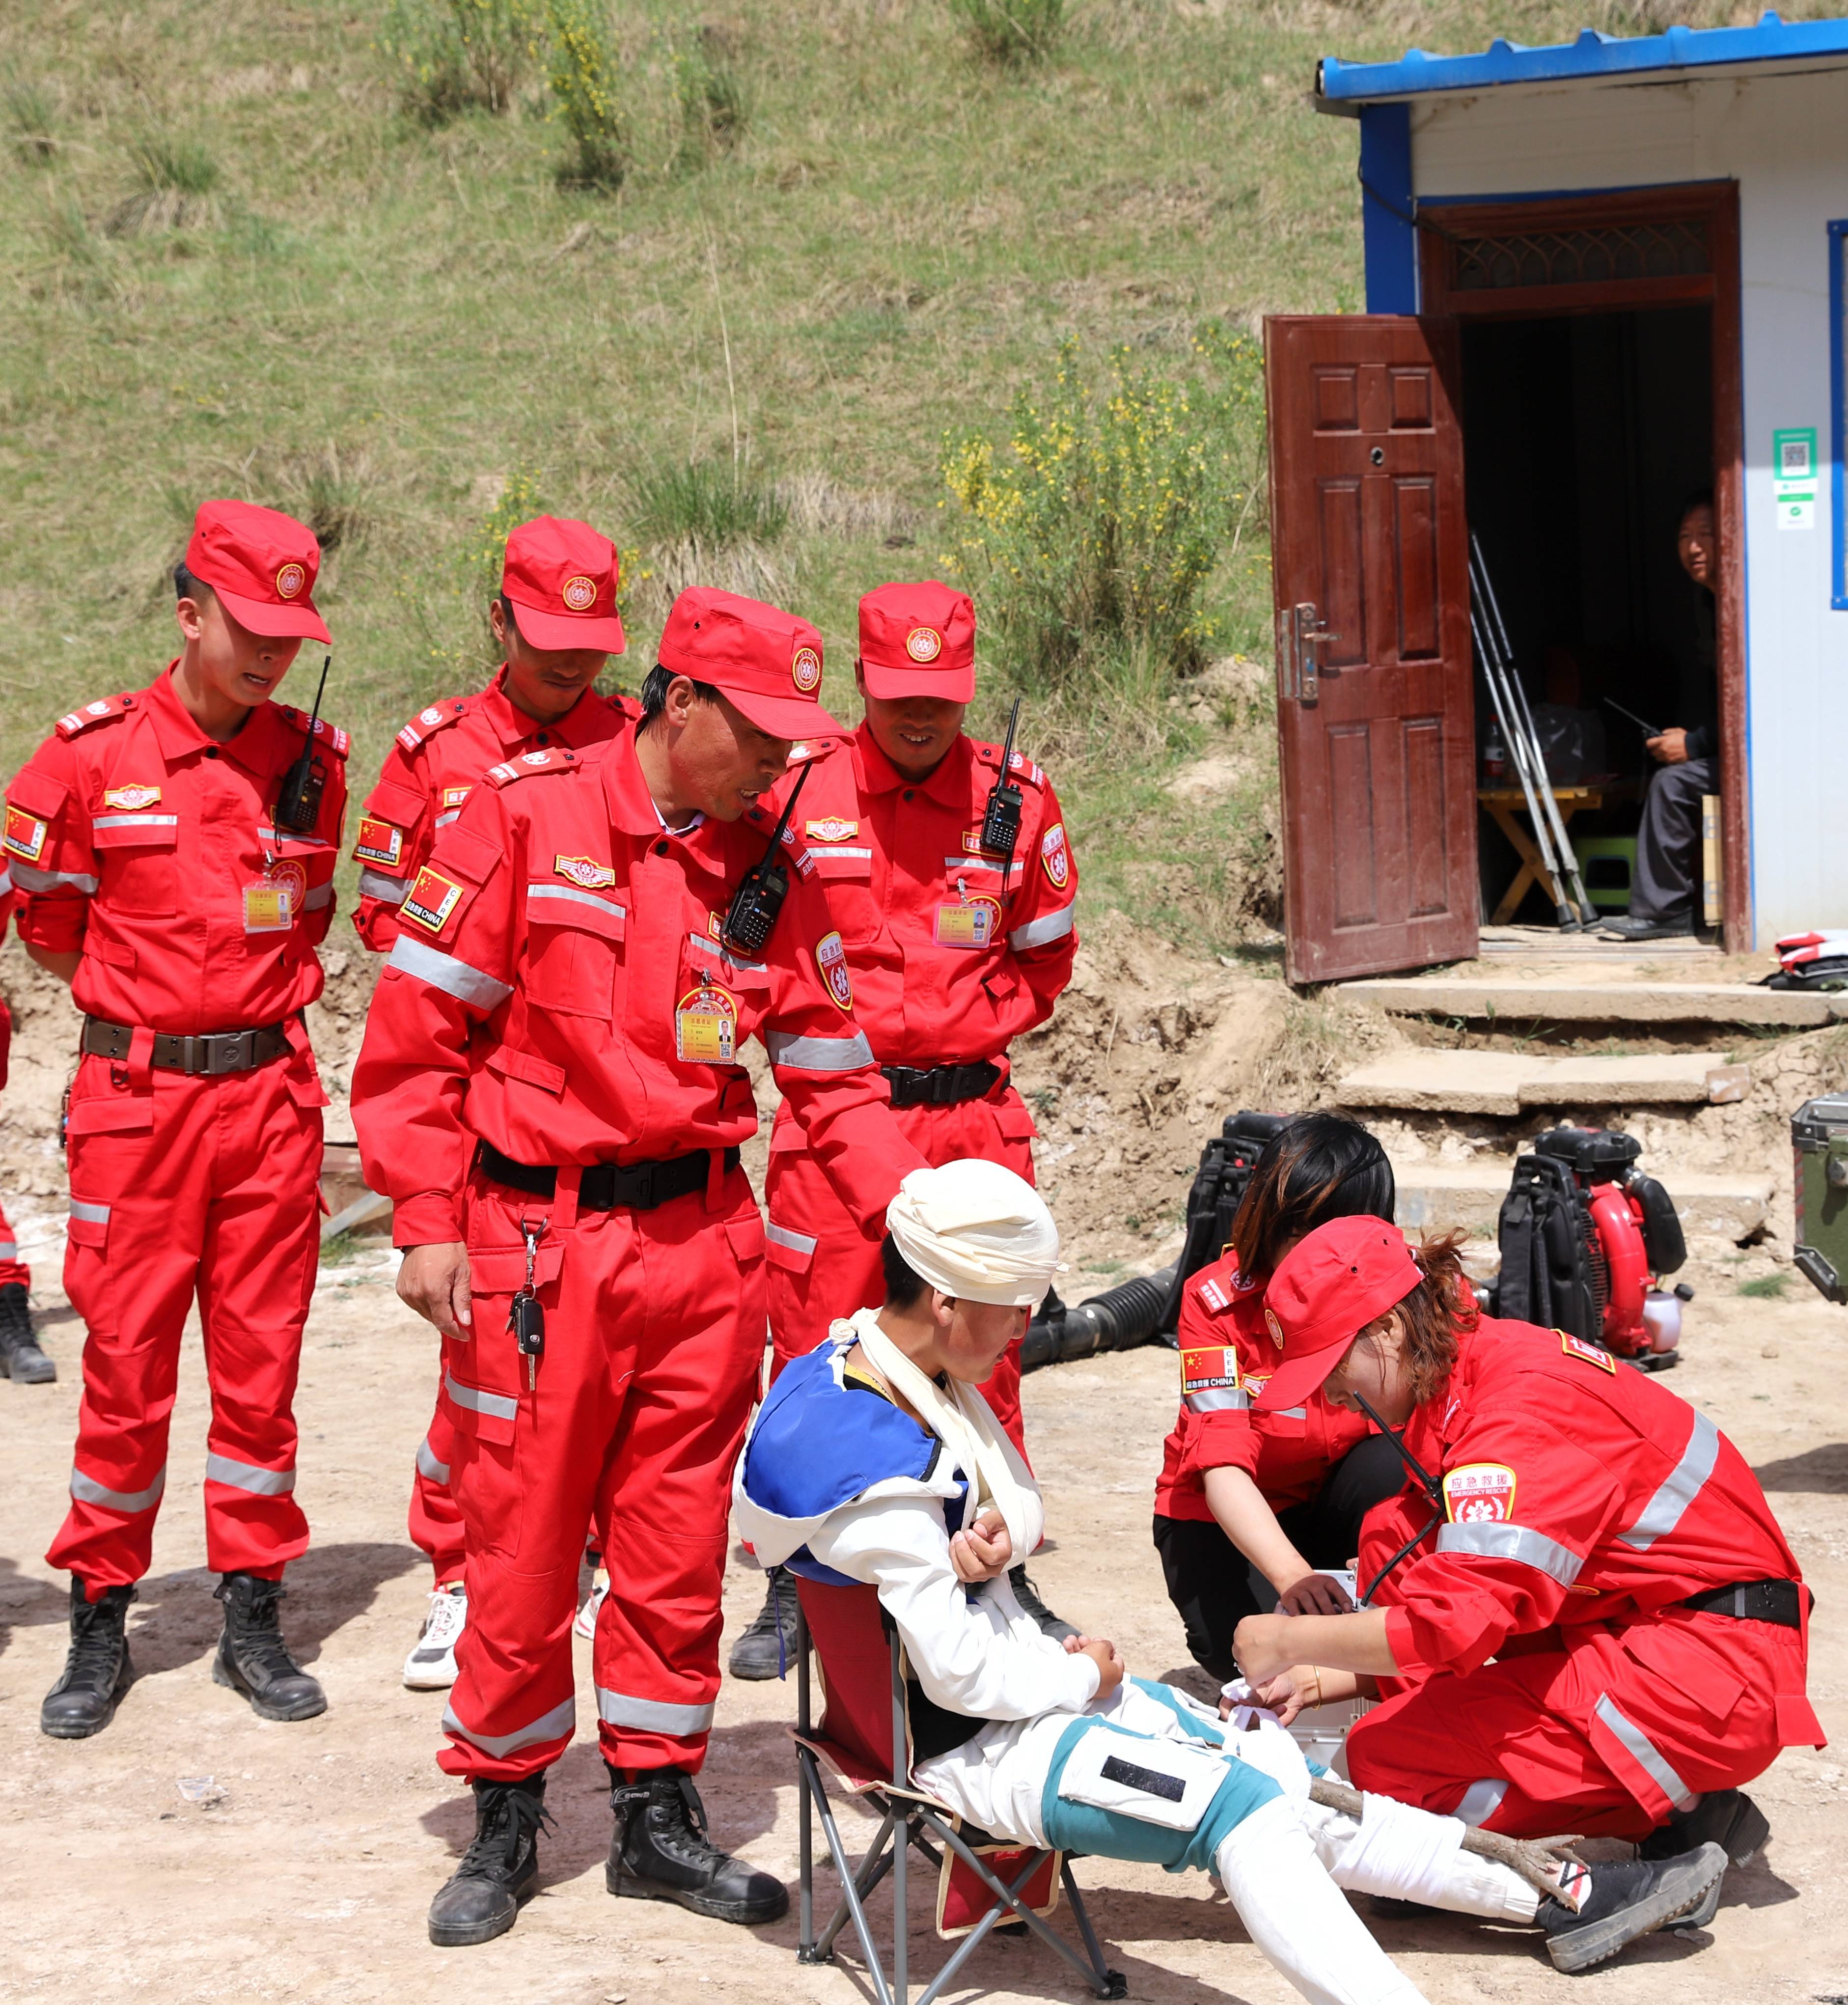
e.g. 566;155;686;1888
720;761;814;956
275;654;331;835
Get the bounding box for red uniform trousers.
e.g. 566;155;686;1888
1347;1609;1811;1839
48;1051;320;1591
0;1193;27;1292
763;1085;1034;1455
409;1389;467;1585
440;1162;766;1783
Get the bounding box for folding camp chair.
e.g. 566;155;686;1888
791;1574;1127;2004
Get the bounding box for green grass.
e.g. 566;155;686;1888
1737;1271;1791;1300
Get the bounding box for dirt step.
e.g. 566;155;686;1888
1394;1159;1772;1242
1339;976;1840;1030
1337;1049;1746;1116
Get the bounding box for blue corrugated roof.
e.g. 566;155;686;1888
1319;11;1848;103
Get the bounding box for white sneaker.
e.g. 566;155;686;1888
572;1563;609;1641
402;1584;468;1690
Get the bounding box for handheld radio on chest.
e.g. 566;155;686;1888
274;655;331;835
979;697;1024;870
720;760;813;956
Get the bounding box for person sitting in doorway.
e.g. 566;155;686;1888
1602;493;1718;942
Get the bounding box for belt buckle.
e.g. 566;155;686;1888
221;1031;251;1073
175;1034;204;1076
631;1165;656;1210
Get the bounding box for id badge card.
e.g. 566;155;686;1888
934;895;1000;950
243;879;293;933
675;983;737;1064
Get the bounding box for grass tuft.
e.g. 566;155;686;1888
106;133;222;238
630;457;788;549
379;0;540;124
4;74;58;164
1738;1271;1791;1299
949;0;1067;65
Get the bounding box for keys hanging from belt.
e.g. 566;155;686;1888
510;1215;546;1389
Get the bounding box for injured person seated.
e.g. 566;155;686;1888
734;1160;1728;1999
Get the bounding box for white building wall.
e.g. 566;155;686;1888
1403;62;1848;942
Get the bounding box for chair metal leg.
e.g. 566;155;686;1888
890;1634;908;2004
797;1750;896;2003
797;1608;813;1956
912;1844;1061;2005
1061;1858;1129;2000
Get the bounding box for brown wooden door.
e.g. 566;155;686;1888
1266;315;1478;984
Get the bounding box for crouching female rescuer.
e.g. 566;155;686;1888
734;1161;1712;2005
1235;1217;1823;1962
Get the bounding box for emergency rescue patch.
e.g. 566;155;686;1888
1040;822;1071;891
1196;1274;1232;1314
276;561;306;600
441;785;472;810
103;784;161;812
354;817;407;868
1560;1331;1617;1375
1180;1344;1240;1395
554;854;616;889
1442;1463;1517;1524
3;806;47;862
55;695;133;738
805;818;860;844
814;930;854;1011
400;866;467;935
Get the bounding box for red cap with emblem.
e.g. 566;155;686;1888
657;586;841;740
183;500;330;642
857;580;976;703
1251;1215;1424;1413
501;515;626;652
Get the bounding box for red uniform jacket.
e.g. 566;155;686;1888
1155;1252;1374;1522
351;730;926;1247
3;667;348;1038
1361;1317;1821;1743
351;672;636;951
753;722;1078;1071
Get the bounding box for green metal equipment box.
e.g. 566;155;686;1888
1793;1092;1848;1303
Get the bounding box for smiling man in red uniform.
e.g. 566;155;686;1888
729;580;1079;1677
6;500;347;1739
352;585;923;1949
350;514;634;1692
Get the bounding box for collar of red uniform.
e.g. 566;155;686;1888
144;663;287;776
598;722;719;852
479;668;606;752
853;719;972;807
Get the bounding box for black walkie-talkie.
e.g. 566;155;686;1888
721;761;813;956
979;696;1025;869
275;654;331;835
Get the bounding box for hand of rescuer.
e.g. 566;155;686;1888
1234;1607;1400;1683
949;1506;1013;1584
1274;1570;1357;1616
398;1241;474;1337
1063;1633;1126;1699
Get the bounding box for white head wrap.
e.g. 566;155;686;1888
884;1159;1065;1308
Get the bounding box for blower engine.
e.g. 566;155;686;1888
1491;1126;1693;1368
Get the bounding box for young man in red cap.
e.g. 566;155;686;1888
0;872;54;1383
351;585;924;1948
730;579;1080;1678
5;499;349;1739
350;514;634;1691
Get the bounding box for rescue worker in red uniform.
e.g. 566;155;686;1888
0;863;55;1383
5;501;348;1739
1234;1216;1824;1968
1154;1115;1404;1681
348;514;635;1692
351;586;924;1949
731;580;1080;1677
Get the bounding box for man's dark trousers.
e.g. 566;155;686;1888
1631;754;1718;922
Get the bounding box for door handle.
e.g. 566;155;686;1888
1278;602;1340;705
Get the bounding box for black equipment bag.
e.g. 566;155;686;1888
1155;1111;1288;1340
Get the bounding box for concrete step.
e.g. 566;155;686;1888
1338;976;1839;1030
1337;1049;1744;1116
1394;1159;1771;1243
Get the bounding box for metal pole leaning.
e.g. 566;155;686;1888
1473;602;1576;929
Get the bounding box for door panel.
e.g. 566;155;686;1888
1266;314;1478;983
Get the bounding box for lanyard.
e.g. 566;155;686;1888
1352;1392;1445;1607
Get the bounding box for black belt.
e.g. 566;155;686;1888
1679;1578;1804;1629
476;1140;740;1212
82;1015;290;1077
881;1060;1001;1110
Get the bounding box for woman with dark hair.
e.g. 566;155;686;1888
1152;1113;1407;1682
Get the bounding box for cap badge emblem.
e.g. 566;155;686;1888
905;626;942;663
561;574;598;613
1265;1307;1284;1344
791;644;822;694
275;562;306;601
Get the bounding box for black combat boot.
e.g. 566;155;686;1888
0;1282;54;1383
1537;1843;1727;1973
212;1572;327;1721
607;1766;788;1923
1008;1564;1079;1641
40;1579;135;1738
1640;1786;1770;1927
428;1775;550;1947
727;1565;800;1680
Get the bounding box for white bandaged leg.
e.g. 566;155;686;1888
1214;1797;1430;2005
1301;1791;1540;1924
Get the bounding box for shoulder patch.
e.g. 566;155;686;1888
485;747;581;787
973;739;1047;789
1442;1462;1518;1524
55;694;135;739
1195;1273;1234;1315
278;704;351;759
395;697;471;754
1180;1342;1241;1397
1559;1331;1617;1375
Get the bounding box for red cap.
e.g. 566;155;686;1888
501;515;626;652
183;500;330;642
1252;1216;1423;1413
657;587;841;740
858;580;976;702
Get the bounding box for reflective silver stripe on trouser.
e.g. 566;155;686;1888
11;863;99;894
596;1686;717;1736
1593;1694;1697;1810
0;1241;16;1261
359;868;410;904
1618;1410;1720;1550
445;1371;518;1423
765;1029;876;1072
302;880;334;911
204;1452;297;1496
69;1199;111;1226
388;933;514;1010
1185;1387;1250;1414
70;1465;166;1512
1435;1520;1584;1586
416;1437;451;1484
0;864;11;897
1009;902;1076;951
766;1221;818;1257
441;1694;577;1759
1454;1779;1508;1828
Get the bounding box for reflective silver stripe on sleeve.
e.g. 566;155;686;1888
1185;1387;1250;1415
441;1694;576;1758
1618;1410;1720;1551
596;1685;717;1736
70;1464;165;1512
359;867;410;904
12;863;98;894
204;1452;297;1496
302;881;333;910
0;864;14;896
1009;903;1076;951
766;1029;876;1072
0;1240;15;1260
1593;1694;1697;1810
1454;1779;1508;1829
436;809;462;829
388;933;514;1010
69;1199;110;1225
528;884;627;919
416;1437;451;1485
445;1370;518;1423
1435;1520;1584;1586
92;813;178;831
766;1221;818;1257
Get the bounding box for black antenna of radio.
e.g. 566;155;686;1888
720;761;814;956
275;655;331;835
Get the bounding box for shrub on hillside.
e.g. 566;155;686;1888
949;0;1067;64
379;0;540;125
546;0;627;190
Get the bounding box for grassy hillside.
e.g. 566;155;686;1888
1;0;1809;944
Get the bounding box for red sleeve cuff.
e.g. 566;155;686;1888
1383;1604;1422;1673
17;897;88;953
392;1192;464;1248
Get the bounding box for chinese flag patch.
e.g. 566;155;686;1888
3;806;47;862
354;817;406;868
400;866;465;935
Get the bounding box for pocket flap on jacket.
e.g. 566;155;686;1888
486;1045;568;1096
367;779;429;828
527;885;626;942
92;812;179;849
